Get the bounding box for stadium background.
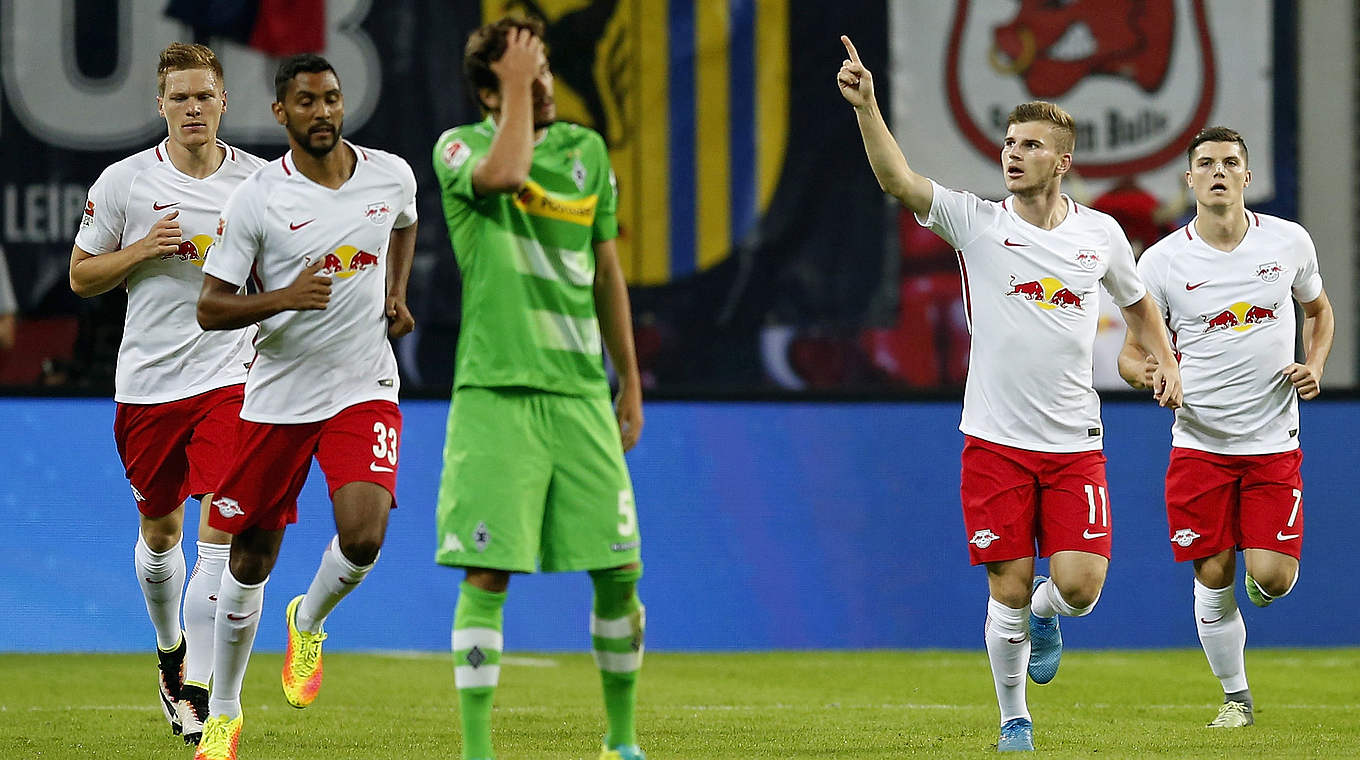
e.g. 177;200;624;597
0;0;1356;652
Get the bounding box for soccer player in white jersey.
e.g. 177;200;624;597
68;43;266;745
191;54;418;760
838;36;1183;752
1118;126;1333;729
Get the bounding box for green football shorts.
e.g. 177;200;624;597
435;386;641;573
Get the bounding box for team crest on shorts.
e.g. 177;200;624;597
1171;528;1201;547
212;496;245;519
473;521;490;552
969;529;1001;549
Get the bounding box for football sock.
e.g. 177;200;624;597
985;596;1031;724
454;581;506;760
1226;688;1253;708
208;567;266;719
183;541;229;689
1031;578;1097;618
590;565;645;748
1194;578;1248;695
296;535;376;634
135;533;186;651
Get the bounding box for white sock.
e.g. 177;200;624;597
1194;578;1248;694
985;596;1031;724
183;541;229;689
1030;578;1098;619
208;567;266;719
135;534;185;651
296;535;376;634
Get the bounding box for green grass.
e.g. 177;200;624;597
4;649;1358;758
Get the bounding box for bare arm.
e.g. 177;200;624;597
471;29;542;195
196;261;331;331
69;211;181;297
1117;328;1158;391
385;222;418;338
1283;288;1333;400
593;238;643;452
837;35;934;216
1119;293;1182;408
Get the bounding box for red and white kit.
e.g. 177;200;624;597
1139;211;1323;559
917;181;1145;562
203;142;417;532
77;138;266;513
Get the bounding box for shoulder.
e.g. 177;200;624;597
355;143;416;184
94;145;164;191
435;123;493;153
222;143;271;173
1138;234;1179;273
1070;200;1123;235
551;121;607;152
1252;211;1312;246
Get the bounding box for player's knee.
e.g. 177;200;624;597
229;552;274;585
338;538;382;567
141;528;181;553
1255;568;1297;598
1054;578;1102;612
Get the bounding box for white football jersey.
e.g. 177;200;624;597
204;142;418;424
1138;211;1323;454
75;139;265;404
917;181;1146;452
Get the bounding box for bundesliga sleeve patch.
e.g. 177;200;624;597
79;199;95;230
442;139;472;171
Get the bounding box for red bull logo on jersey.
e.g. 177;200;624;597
307;246;380;279
1255;261;1285;282
1076;249;1099;270
1201;302;1278;333
946;0;1215;177
365;202;392;224
1006;275;1086;311
161;233;215;268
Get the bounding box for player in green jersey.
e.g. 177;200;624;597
432;16;646;760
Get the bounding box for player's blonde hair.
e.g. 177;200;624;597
157;42;224;95
1007;101;1076;154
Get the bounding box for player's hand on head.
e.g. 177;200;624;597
492;27;544;91
615;383;644;452
385;296;415;339
139;210;182;261
287;257;332;311
1283;362;1322;400
837;35;874;108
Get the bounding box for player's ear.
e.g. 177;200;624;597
157;95;165;119
479;88;501;114
271;101;286;126
1243;168;1251;188
220;89;227;114
1055;152;1072;176
1184;170;1193;189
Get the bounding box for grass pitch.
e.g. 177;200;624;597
3;649;1357;759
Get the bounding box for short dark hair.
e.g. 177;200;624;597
1186;126;1248;166
158;42;224;95
463;16;546;112
274;54;339;103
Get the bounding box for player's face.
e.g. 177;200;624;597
1186;141;1250;209
158;68;225;149
1000;121;1071;195
274;71;344;158
479;48;556;129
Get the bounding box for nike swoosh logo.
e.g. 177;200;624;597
1200;615;1225;625
1003;238;1028;247
208;595;218;602
1007;635;1027;644
370;462;394;473
1185;281;1209;290
1082;530;1108;540
226;610;258;622
152;201;179;211
290;219;315;231
145;576;172;584
1276;531;1300;541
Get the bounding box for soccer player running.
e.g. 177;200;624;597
191;54;418;760
432;17;646;760
1118;127;1333;729
69;43;265;745
838;37;1182;752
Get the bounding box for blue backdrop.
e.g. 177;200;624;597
3;398;1356;652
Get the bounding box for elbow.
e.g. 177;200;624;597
69;276;98;299
196;302;221;331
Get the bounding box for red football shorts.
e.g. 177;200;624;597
114;385;244;518
960;436;1113;565
1165;447;1303;561
208;400;401;534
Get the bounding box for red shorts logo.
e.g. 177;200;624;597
213;496;245;519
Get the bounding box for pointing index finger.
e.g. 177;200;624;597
841;35;861;64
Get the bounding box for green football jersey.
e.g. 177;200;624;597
433;117;619;397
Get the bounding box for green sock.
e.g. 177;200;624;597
453;581;507;760
590;566;644;748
